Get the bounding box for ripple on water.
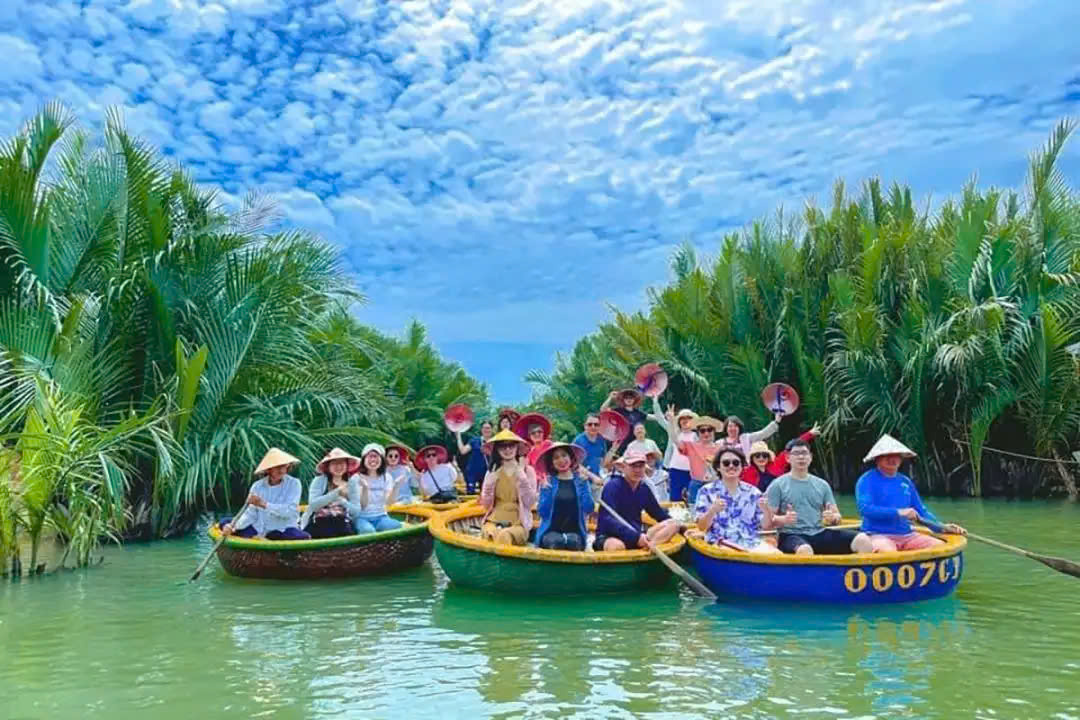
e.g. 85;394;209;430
3;503;1080;719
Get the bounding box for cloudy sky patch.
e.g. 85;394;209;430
2;0;1079;400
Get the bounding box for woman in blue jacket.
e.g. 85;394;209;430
535;442;595;551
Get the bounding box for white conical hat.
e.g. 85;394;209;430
863;434;917;463
255;447;300;475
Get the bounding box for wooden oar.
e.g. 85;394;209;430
918;514;1080;580
190;502;249;582
597;498;716;599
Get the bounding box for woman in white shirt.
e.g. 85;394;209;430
301;447;364;538
649;402;698;506
415;444;458;503
625;422;662;461
355;444;408;534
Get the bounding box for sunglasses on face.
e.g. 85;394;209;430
752;453;770;460
697;427;715;433
719;459;742;468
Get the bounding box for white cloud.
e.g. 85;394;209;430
2;0;1080;396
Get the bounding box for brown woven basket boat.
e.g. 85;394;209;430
207;506;435;580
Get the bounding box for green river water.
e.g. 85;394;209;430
3;498;1079;720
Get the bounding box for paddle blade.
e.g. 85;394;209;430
1033;553;1080;579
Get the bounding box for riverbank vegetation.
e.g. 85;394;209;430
0;105;489;576
529;121;1080;500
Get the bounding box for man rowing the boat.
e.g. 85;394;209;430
856;434;966;552
594;450;681;551
764;438;873;555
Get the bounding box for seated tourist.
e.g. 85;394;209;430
744;424;820;491
514;413;554;486
677;415;723;505
594;450;681;552
479;430;537;545
301;447;364;538
856;434;966;552
219;448;310;540
354;444;405;534
693;447;780;554
764;438;873;555
535;442;595;551
386;444;417;503
416;444;458;503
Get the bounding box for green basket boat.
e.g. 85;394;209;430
207;505;435;580
430;504;686;595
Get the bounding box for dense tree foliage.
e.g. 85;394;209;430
0;106;489;575
529;121;1080;500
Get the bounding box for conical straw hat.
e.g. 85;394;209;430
483;429;529;456
255;447;300;475
863;434;917;463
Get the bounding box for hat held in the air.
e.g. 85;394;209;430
255;447;300;476
863;434;917;463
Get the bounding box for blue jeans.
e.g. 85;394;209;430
668;469;691;504
355;515;402;534
687;480;704;507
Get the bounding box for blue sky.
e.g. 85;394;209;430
2;1;1079;403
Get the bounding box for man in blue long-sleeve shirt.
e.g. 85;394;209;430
855;434;966;553
594;450;681;551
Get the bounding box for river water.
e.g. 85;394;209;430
3;499;1079;720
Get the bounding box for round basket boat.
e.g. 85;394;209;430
207;505;435;580
430;504;686;595
688;528;966;604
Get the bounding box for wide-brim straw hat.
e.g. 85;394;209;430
748;441;775;462
513;413;552;441
863;434;917;463
483;429;530;457
616;388;643;408
693;416;724;432
255;447;300;476
675;408;698;423
385;443;412;463
497;407;522;425
414;444;449;471
316;447;361;475
536;441;587;471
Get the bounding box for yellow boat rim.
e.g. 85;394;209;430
429;504;685;565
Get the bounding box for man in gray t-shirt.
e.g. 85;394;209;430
764;438;873;555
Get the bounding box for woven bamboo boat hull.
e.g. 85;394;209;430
430;505;685;595
208;507;434;580
688;530;966;604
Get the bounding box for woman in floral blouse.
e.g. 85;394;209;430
693;447;781;554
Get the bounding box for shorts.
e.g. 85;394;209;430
779;529;860;555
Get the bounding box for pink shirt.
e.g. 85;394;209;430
678;441;719;481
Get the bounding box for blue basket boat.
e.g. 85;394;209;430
687;529;966;604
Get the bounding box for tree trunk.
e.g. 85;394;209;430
1053;451;1078;502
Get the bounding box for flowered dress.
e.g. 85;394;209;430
693;480;764;547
